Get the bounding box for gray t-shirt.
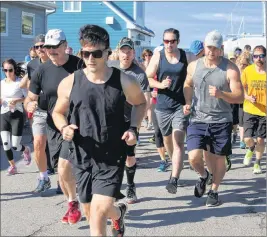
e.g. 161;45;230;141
107;60;150;92
108;60;150;121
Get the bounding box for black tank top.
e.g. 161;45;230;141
68;68;126;165
156;49;188;111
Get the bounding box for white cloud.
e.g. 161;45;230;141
190;13;262;23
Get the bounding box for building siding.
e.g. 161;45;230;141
0;2;46;63
47;1;133;54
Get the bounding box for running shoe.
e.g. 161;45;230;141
111;201;128;237
6;166;17;176
243;149;254;166
253;164;262;174
126;184;137;204
23;146;31;165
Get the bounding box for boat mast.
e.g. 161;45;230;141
263;1;266;36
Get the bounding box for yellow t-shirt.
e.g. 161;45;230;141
242;64;266;116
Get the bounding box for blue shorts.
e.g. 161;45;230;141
187;122;232;156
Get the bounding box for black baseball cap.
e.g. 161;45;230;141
118;37;134;49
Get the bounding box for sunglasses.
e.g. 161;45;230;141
2;69;14;73
44;41;65;49
34;45;44;49
253;54;266;59
163;39;177;44
80;49;105;59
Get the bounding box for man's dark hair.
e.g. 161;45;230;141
79;24;110;49
253;45;266;55
244;44;251;51
163;28;180;41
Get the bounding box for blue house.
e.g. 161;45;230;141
47;1;155;57
0;1;56;66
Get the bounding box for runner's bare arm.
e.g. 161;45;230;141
19;74;29;89
52;74;74;131
220;61;244;104
121;72;147;128
145;51;163;89
24;91;39;111
183;61;196;105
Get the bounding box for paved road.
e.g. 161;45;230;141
1;126;266;236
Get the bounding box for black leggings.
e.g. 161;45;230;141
1;111;24;136
0;111;25;161
151;103;164;148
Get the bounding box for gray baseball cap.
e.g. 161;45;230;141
34;34;45;44
44;29;66;46
204;30;223;49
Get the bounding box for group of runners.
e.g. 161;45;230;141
1;24;266;236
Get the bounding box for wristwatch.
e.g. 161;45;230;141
128;126;138;138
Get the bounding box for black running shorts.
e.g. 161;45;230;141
73;159;125;203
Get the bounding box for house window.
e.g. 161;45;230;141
21;12;35;38
63;1;81;12
1;8;8;36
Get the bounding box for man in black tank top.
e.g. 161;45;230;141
146;28;196;194
24;29;83;225
52;25;146;236
108;37;150;205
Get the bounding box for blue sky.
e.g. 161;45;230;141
144;1;264;48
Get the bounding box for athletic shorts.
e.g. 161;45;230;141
73;159;125;203
32;108;47;136
187;122;232;156
155;106;188;136
46;126;70;169
243;112;266;139
232;104;239;125
238;106;244;127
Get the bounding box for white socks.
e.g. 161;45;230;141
69;197;78;203
201;169;208;179
40;171;48;180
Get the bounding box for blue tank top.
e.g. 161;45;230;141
156;49;188;112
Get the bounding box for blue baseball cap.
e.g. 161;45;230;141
190;40;204;56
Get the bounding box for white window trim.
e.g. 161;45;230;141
21;11;35;38
1;8;8;36
63;1;81;12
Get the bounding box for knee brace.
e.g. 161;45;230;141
1;131;11;151
11;135;23;151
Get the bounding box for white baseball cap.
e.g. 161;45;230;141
204;30;223;49
44;29;66;46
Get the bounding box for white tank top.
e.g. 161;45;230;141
1;78;26;114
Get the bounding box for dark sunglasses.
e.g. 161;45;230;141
44;41;65;49
80;49;105;59
2;69;14;73
163;39;177;44
253;54;266;59
34;45;44;49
